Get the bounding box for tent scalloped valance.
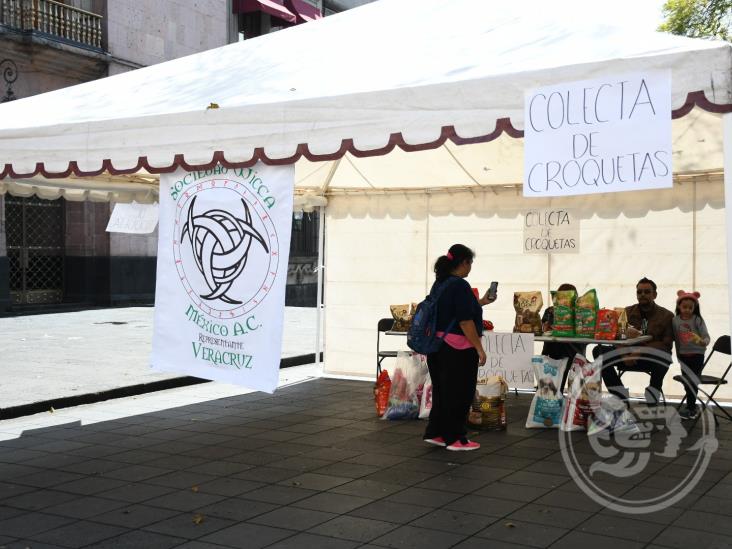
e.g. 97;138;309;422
2;91;729;181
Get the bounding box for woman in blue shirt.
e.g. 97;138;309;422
423;244;496;451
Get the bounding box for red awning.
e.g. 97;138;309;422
233;0;297;25
284;0;322;23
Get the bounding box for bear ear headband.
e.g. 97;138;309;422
676;290;700;301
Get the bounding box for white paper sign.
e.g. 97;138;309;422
524;71;672;197
479;332;534;390
523;208;579;254
151;164;294;393
106;202;159;234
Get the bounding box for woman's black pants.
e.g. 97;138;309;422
424;344;478;446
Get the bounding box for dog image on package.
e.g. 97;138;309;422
526;356;566;428
561;354;602;431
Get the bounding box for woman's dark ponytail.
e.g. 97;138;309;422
434;244;475;280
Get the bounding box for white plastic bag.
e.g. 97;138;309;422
382;351;428;420
418;371;433;419
588;394;640;436
526;356;566;428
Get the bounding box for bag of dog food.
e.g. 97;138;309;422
615;307;628;339
469;376;508;430
513;291;543;335
561;354;602;431
574;289;599;338
526;356;566;428
390;303;417;332
551;290;577;336
594;308;618;340
382;352;427;420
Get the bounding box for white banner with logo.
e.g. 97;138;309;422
524;71;672;197
151;163;294;393
479;332;534;390
523;208;579;254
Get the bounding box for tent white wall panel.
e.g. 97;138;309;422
324;194;430;377
694;179;728;337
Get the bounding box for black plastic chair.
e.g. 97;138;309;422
376;318;397;376
673;335;731;423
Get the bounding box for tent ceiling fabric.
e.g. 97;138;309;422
0;175;159;203
0;0;730;181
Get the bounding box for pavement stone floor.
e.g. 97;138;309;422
1;373;731;549
2;306;731;412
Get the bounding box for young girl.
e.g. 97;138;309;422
673;290;711;420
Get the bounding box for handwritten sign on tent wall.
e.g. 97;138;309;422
523;71;672;197
523;208;579;254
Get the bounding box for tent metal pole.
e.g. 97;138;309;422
315;205;326;374
319;158;341;195
723;113;732;340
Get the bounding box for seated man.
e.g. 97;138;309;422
599;277;674;405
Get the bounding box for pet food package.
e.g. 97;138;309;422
594;309;619;340
374;370;391;417
561;354;602;431
418;372;433;419
551;290;577;336
615;307;628;339
382;352;428;420
513;291;543;335
389;303;417;332
526;356;566;428
574;289;599;338
468;376;508;430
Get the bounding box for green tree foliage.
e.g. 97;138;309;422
658;0;732;41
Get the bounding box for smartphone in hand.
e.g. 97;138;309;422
488;281;498;300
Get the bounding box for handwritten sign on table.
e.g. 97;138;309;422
106;202;159;234
523;208;579;254
523;71;672;198
478;332;534;390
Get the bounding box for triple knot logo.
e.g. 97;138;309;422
181;196;268;305
173;178;279;318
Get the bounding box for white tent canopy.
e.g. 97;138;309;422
0;0;730;182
